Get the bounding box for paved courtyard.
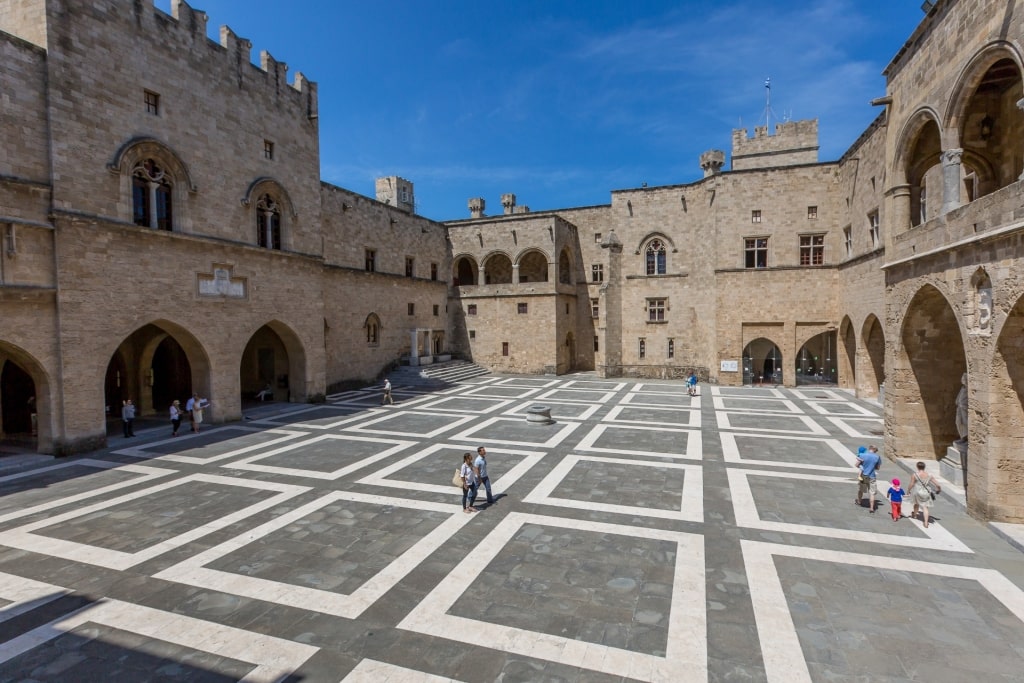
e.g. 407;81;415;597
0;375;1021;682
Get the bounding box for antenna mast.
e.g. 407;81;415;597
764;77;772;130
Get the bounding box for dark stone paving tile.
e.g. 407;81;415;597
554;459;688;509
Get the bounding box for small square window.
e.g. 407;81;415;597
592;264;604;283
647;298;666;322
430;263;438;281
751;209;762;223
595;233;602;243
517;302;528;314
365;249;376;272
639;339;646;359
407;303;415;315
807;206;817;219
406;257;414;277
263;140;274;160
591;298;599;318
502;342;509;356
433;304;439;316
469;330;476;339
467;304;477;315
144;90;160;115
744;237;768;269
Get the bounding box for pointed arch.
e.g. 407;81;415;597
482;251;514;284
515;248;549;284
109;137;196;232
0;342;54;453
239;320;309;404
859;314;885;399
364;312;382;346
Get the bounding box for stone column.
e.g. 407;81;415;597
512;263;520;284
409;329;419;364
940;148;963;215
477;266;486;286
889;184;911;234
1018;98;1024;180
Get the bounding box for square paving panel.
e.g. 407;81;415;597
502;400;602;421
827;416;886;439
342;411;476;439
356;443;544;500
413;395;514;414
561;380;627;392
155;491;468;618
494;377;561;388
534;387;618;403
711;396;802;414
249;404;371;429
727;469;971;552
720;433;860;472
710;386;786;398
603;404;701;429
619;392;698;409
742;541;1024;683
0;460;176;525
461;385;542;399
715;412;827;436
448;416;580;448
0;474;308;569
113;426;308;465
522;455;703;522
786;388;847;401
224;434;416;480
0;577;316;681
575;424;702;460
804;400;877;417
625;382;688;395
399;512;706;681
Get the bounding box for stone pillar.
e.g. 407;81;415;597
599;232;623;377
1018;98;1024;180
889;184;912;234
409;329;419;362
512;263;520;284
477;266;486;286
940;148;963;215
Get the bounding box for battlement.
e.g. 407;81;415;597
731;119;819;171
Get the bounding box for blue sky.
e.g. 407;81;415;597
174;1;927;221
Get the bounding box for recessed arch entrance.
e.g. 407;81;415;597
483;253;513;285
838;317;856;389
860;314;885;399
795;331;838;386
240;321;307;404
453;256;477;287
104;321;209;421
517;250;548;283
743;338;782;385
990;292;1024;520
894;285;966;459
0;343;52;453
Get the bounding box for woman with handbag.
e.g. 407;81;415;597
909;461;941;528
460;452;479;513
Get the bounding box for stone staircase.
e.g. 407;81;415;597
388;360;490;388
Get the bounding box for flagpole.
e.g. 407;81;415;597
765;77;771;130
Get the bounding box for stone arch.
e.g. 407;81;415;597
892;107;943;230
558;247;573;285
859;314;885;399
838;316;856;390
240;320;309;404
105;320;212;419
243;177;297;251
516;249;549;283
988;290;1024;520
364;312;382;346
633;231;677;253
482;252;513;285
893;284;967;460
742;337;783;385
945;44;1024;198
638;234;670;275
0;342;54;454
452;254;478;287
108;137;196;232
794;331;837;386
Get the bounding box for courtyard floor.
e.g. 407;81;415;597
0;375;1021;682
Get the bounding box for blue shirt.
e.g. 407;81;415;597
473;455;488;480
858;451;881;478
887;487;904;503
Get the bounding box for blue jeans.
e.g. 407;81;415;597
479;476;494;504
462;482;478;509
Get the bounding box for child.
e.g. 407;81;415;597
887;478;904;522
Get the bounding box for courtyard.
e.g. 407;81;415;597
0;374;1020;682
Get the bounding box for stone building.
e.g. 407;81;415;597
0;0;1021;522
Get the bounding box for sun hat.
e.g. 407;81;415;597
857;446;867;454
892;478;900;487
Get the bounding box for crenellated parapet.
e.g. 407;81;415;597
731;119;819;171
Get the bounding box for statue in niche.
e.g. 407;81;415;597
977;286;992;332
955;373;968;443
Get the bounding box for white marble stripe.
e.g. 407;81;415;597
0;474;309;570
619;392;700;409
341;659;463;682
727;469;972;553
561;380;627;391
113;426;309;464
716;411;828;435
501;400;602;421
711;396;802;414
574;424;703;460
343;412;477;438
0;572;70;623
411;396;514;414
827;416;884;439
0;460;177;525
447;417;581;448
156;491;469;618
534;388;618;403
249;406;387;430
224;434;416;480
804;400;877;417
720;432;859;472
710;386;786;398
522;455;704;522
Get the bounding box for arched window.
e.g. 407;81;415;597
256;194;282;250
646;239;666;275
132;159;173;231
365;313;381;346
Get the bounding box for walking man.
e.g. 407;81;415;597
855;445;882;512
122;399;136;438
474;445;495;505
382;378;394;405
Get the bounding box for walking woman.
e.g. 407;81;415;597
460;452;479;513
170;400;183;437
909;461;941;528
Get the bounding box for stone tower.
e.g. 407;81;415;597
699;150;726;177
468;197;485;218
375;176;415;213
731;119;819;170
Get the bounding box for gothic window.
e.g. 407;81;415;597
365;313;381;346
255;194;281;249
645;239;667;275
132;160;173;231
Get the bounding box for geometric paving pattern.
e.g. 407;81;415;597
0;374;1019;682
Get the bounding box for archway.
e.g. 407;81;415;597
895;285;966;459
483;253;513;285
861;314;885;399
990;292;1024;520
0;343;54;453
453;256;477;287
743;338;782;385
558;249;573;285
906;119;942;227
240;322;307;404
517;250;548;283
104;322;205;421
795;331;837;386
565;331;576;372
